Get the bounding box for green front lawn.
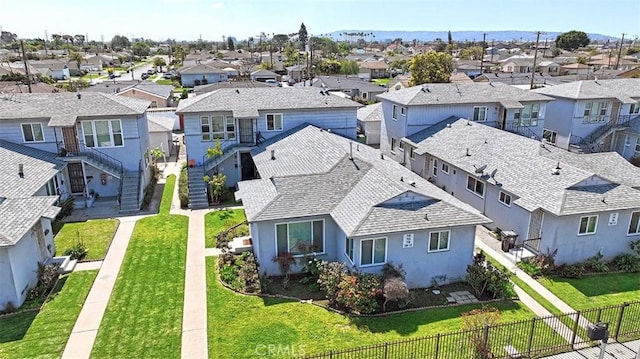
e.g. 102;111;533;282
207;258;537;358
155;79;174;85
204;209;247;248
54;219;119;261
538;273;640;310
91;175;188;358
0;270;97;359
372;78;392;86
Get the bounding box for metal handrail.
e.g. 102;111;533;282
504;122;541;141
523;237;541;253
136;159;143;209
79;147;124;176
202;140;241;171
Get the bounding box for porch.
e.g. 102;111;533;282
475;226;537;264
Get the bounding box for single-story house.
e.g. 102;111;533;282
311;75;386;101
250;69;279;82
357;102;383;145
179;64;229;87
147;115;175;156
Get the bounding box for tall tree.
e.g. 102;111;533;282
69;51;84;72
409;52;454;85
153;57;167;72
132;42;150;57
447;30;454;54
555;30;590;51
111;35;130;50
227;37;235;51
298;22;308;50
272;34;289;52
74;34;85;46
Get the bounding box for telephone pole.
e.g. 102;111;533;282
615;33;626;70
479;33;487;75
43;30;48;55
20;40;32;93
530;31;543;90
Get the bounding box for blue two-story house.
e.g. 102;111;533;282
376;82;553;164
175;87;362;209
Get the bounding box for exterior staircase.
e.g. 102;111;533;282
187;166;209;210
571;115;640;154
119;171;141;214
504;122;541;141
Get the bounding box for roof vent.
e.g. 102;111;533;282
18;163;24;178
601;196;606;203
446;123;452;128
424;213;429;220
380;153;384;160
466;120;471;126
319;90;325;96
421;85;430;92
555;162;561;170
270;149;275;160
551;168;560;175
76;91;81;100
409;181;416;187
236;89;240;94
466;148;471;156
349;142;353;160
400;176;404;182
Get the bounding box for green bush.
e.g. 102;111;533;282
518;260;541;277
614;253;640;273
178;165;189;208
218;251;261;293
55;197;75;221
467;252;515;299
335;272;383;314
558;263;585;278
587;251;609;273
317;261;348;305
64;240;88;260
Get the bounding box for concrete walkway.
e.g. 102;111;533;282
73;261;103;272
62;215;143;359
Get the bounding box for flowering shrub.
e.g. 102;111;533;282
335;273;383;314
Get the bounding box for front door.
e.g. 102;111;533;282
62;126;79;154
240;152;256;180
67;162;85;193
239;119;254;144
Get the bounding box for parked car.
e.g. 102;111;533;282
141;73;150;80
147;69;157;75
163;72;173;79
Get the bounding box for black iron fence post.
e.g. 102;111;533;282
384;342;388;359
571;311;581;348
435;333;440;359
483;325;490;359
527;317;536;356
614;302;629;341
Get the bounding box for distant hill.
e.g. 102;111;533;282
326;30;619;43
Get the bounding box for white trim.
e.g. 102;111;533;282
265;113;283;131
21;123;45;143
344;237;355;265
441;162;449;174
400;107;407;116
402;233;414;248
466;175;485;198
498;191;512;207
359;237;387;267
472;106;488;122
274;219;326;256
392;105;398;120
627;211;640;236
428;230;450;252
81;119;124;148
577;215;598;236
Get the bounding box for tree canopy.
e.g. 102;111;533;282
555;30;590;51
132;42;150;57
227;37;235;51
298;23;308;50
111;35;130;50
409;52;454;86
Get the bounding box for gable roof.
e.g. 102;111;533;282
176;87;362;114
312;76;386;92
359;61;389;70
533;79;640;103
236;125;489;237
411;119;640;216
193;80;271;94
251;69;278;76
147;115;174;132
118;81;173;99
377;82;552;107
0;196;60;246
0;92;150;126
179;63;227;75
357;103;383;122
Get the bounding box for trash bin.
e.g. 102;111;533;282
501;230;518;252
587;322;608;340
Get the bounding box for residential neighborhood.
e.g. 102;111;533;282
1;4;640;358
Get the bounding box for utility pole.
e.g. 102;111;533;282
43;30;48;55
530;31;543;90
20;40;32;93
479;33;487;75
615;33;626;70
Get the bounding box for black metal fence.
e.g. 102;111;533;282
303;301;640;359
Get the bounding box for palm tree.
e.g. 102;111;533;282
69;51;84;72
153;56;167;72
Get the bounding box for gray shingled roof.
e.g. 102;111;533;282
405;116;458;145
193;80;271;94
236;125;489;237
179;63;227;75
176;87;362;114
147;115;174;133
0;196;60;246
120;81;173;99
357;103;383;123
0;92;150;126
533;79;640;103
376;82;552;106
312;76;386;92
412;119;640;215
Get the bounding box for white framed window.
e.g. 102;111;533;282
201;116;211;141
45;176;58;196
466;176;485;197
628;212;640;235
82;119;123;148
498;191;512;207
21;123;45;142
345;237;354;263
578;215;598;235
428;230;450;252
392;105;398;120
441;162;449;174
402;233;414;248
390;138;397;153
635;138;640;154
409;147;416;159
401;107;407;116
472;106;488;122
542;129;557;145
226;117;236;140
432;158;438;177
360;237;386;266
276;220;324;256
630;104;640;115
266;113;283;131
583;102;608;123
515;104;540;126
211;115;225;139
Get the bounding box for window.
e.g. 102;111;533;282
82;120;123;148
150;101;158;108
635;138;640;154
390;138;397;153
45;176;58;196
201;116;211;141
583;102;608;123
499;191;512;206
429;230;450;252
409;147;415;159
211;115;225;139
360;238;386;266
630;104;640;115
542;129;557;145
441;162;449;174
628;212;640;235
226;117;236;140
402;234;414;248
466;176;485;197
578;215;598;235
346;237;354;262
432;159;438;177
472;106;488;122
21;123;44;142
392;105;398;120
276;220;324;256
515;104;540;126
266;113;283;131
401;107;407;116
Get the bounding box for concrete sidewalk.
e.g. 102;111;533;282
62;215;142;359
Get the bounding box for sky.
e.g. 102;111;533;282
1;0;639;42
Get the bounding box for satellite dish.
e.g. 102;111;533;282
474;164;487;173
490;168;498;178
